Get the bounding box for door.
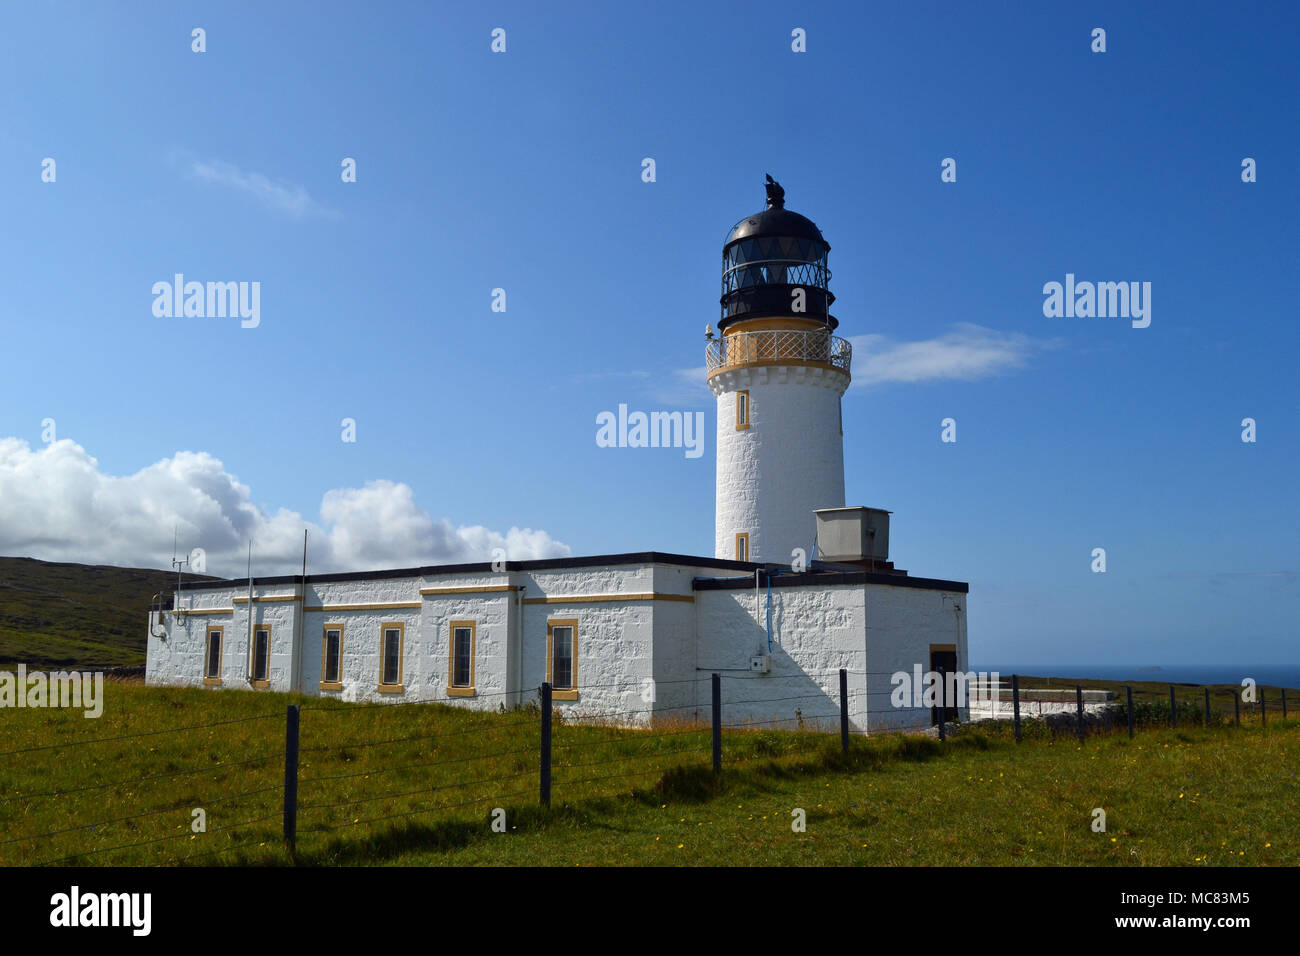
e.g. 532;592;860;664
930;646;958;726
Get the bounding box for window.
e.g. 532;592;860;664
204;627;224;686
448;620;476;697
736;390;750;430
379;622;405;693
546;618;578;700
252;626;271;688
735;532;749;562
320;625;344;690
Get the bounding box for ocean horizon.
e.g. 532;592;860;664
974;664;1300;690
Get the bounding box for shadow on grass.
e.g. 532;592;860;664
291;801;579;866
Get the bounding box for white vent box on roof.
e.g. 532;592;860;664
814;506;891;563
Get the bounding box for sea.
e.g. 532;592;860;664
974;664;1300;689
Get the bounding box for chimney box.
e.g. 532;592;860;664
814;506;891;563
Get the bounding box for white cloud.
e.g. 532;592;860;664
643;326;1055;401
0;438;569;577
188;158;336;219
849;323;1063;387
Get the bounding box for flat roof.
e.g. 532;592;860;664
694;568;967;594
179;550;967;594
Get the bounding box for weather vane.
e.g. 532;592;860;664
764;173;785;209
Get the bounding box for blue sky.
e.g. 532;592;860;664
1;1;1296;666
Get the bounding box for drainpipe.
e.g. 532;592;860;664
245;541;255;683
765;573;773;653
515;581;524;708
292;530;306;694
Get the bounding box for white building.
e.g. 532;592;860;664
145;180;970;732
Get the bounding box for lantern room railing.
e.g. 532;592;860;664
706;328;852;377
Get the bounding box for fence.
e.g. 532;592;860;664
1;670;1294;865
980;675;1292;744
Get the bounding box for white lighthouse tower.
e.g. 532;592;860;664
708;178;852;563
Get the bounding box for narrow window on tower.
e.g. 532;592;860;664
736;390;750;430
448;620;476;697
251;626;271;688
203;626;224;686
320;624;344;690
735;532;749;562
838;397;843;436
379;623;405;693
547;618;579;700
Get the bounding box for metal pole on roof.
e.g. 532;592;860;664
246;539;255;682
293;530;307;693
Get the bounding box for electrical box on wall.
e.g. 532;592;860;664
750;655;771;674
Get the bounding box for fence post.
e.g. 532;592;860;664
1283;689;1288;720
1203;687;1210;728
1169;685;1177;729
839;668;849;754
283;704;299;855
937;664;946;741
1261;691;1267;727
1075;685;1085;743
1234;690;1240;727
711;673;721;772
1126;686;1134;738
1012;674;1022;743
540;682;552;808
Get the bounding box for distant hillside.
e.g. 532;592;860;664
0;556;217;670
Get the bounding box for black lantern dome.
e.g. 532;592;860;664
719;176;836;332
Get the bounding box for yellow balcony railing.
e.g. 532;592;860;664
706;328;852;377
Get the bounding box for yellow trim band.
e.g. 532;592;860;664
303;602;422;612
523;593;693;605
419;585;516;596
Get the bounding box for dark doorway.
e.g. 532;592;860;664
930;646;958;726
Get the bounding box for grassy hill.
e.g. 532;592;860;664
0;555;215;670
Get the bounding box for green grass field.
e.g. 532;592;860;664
1;681;1295;867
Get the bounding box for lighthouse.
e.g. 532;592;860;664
150;174;970;733
708;178;852;563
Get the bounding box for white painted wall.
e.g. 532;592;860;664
145;560;967;739
694;581;865;731
862;584;969;731
711;363;849;563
